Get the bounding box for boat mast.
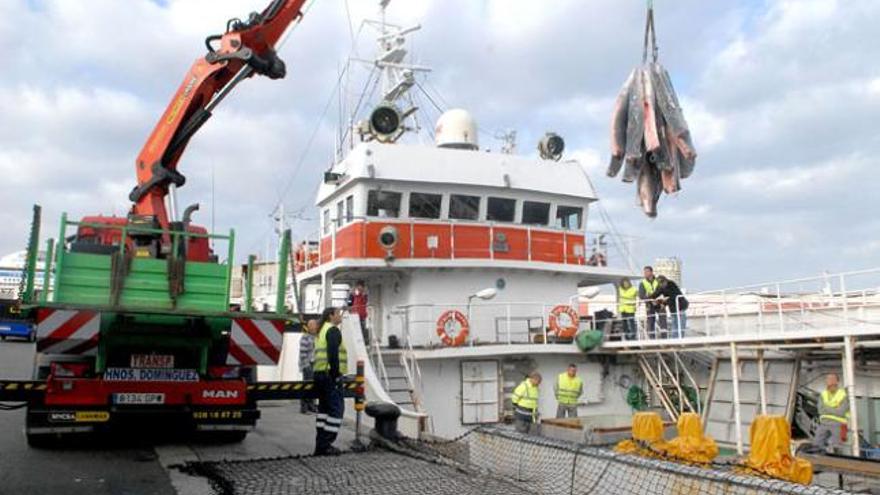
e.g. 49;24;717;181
339;0;431;152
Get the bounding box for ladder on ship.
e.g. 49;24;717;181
703;355;799;451
369;337;424;413
638;351;708;421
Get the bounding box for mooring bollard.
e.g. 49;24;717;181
365;402;401;440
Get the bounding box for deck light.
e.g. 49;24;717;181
472;288;498;301
538;132;565;161
369;102;402;140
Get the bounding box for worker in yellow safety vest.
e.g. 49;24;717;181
555;364;584;418
639;266;665;338
512;371;542;434
313;307;348;456
618;278;638;340
811;372;850;453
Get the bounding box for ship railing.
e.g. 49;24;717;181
602;268;880;343
391;301;589;348
293;215;638;271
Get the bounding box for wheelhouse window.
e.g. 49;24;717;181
409;192;442;219
487;197;516;222
336;200;344;227
449;194;480;220
556;205;583;230
367;190;402;218
322;209;330;234
345;195;354;223
522;201;550;226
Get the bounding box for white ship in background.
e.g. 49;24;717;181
245;2;880;478
0;251;48;300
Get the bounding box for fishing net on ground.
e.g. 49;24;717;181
178;426;854;495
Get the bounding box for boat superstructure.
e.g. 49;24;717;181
250;3;880;488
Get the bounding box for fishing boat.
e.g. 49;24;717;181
245;3;880;490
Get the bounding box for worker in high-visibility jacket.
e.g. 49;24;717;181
313;307;347;456
512;371;542;434
554;364;584;418
639;266;664;338
618;278;638;340
811;372;850;453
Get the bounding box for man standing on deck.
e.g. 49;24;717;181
618;278;638;340
652;276;689;338
555;364;584;418
512;371;542;433
811;372;850;453
313;307;347;456
639;266;664;338
299;319;319;414
346;280;369;344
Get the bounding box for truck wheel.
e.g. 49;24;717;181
1;335;6;341
219;430;248;443
195;430;248;444
26;431;58;449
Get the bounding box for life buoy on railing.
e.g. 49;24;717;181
548;304;579;339
436;310;469;347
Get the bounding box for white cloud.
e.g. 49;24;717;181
717;155;865;198
843;240;880;257
679;98;726;150
0;0;878;290
869;77;880;97
568;147;602;175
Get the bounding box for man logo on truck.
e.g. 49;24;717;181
202;390;239;399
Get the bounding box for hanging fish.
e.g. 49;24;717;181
642;66;661;154
637;158;662;218
605;4;697;217
607;69;636;178
623;68;646;165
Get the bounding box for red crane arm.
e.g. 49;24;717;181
130;0;307;229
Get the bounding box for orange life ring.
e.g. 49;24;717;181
548;304;579;339
436;310;469;346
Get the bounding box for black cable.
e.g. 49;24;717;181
414;79;443;113
269;65;349;213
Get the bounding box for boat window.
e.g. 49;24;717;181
322;209;330;234
487;197;516;223
345;195;354;223
336;200;344;227
556;205;583;230
522;201;550;226
367;190;402;218
449;194;480;220
409;192;442;219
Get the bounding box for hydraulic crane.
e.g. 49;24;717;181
0;0;367;448
77;0;307;261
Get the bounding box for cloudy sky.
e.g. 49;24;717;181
1;0;878;290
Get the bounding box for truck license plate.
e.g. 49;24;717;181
112;393;165;405
131;354;174;368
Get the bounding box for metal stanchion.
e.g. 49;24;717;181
352;360;367;451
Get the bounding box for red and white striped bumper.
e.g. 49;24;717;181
226;318;285;366
36;309;100;355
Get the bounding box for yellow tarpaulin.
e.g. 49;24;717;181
653;412;718;464
615;412;664;457
632;411;664;442
744;415;813;485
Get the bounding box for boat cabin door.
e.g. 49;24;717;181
460;360;501;424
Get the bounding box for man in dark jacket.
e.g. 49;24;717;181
313;307;347;456
652;275;688;338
